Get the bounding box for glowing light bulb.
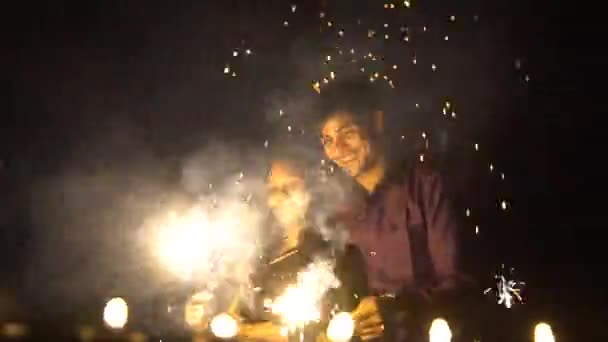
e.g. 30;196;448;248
103;297;128;329
326;312;354;342
210;313;238;339
429;318;451;342
534;322;555;342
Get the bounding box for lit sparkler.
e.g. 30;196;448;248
154;197;263;286
271;258;340;330
484;265;526;308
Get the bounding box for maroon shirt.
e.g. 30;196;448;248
339;162;460;297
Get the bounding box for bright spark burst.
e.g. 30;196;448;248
271;258;340;329
484;265;525;308
155;198;263;283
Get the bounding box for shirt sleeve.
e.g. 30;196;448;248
415;165;460;291
334;245;370;311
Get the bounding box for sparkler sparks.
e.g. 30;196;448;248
484;265;526;308
154;196;263;288
271;258;340;329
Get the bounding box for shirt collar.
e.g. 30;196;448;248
352;158;411;204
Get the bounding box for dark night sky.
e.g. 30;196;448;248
1;0;595;338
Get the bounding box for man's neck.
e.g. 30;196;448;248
355;158;386;193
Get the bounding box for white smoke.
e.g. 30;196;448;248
141;141;271;311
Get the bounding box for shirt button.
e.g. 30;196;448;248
370;251;377;256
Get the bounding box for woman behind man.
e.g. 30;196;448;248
235;145;370;342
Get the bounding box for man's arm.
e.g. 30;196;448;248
373;166;462;328
415;165;460;292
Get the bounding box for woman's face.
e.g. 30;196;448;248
267;161;311;227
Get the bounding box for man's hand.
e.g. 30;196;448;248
351;296;384;340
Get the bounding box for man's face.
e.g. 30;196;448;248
320;112;373;177
267;161;311;227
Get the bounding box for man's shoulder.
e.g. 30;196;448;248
390;159;441;185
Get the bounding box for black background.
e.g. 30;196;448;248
1;0;594;340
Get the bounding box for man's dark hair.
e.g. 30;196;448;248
315;77;388;151
316;77;384;132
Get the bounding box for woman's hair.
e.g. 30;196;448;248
267;140;323;182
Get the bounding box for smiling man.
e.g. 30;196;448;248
317;79;467;341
